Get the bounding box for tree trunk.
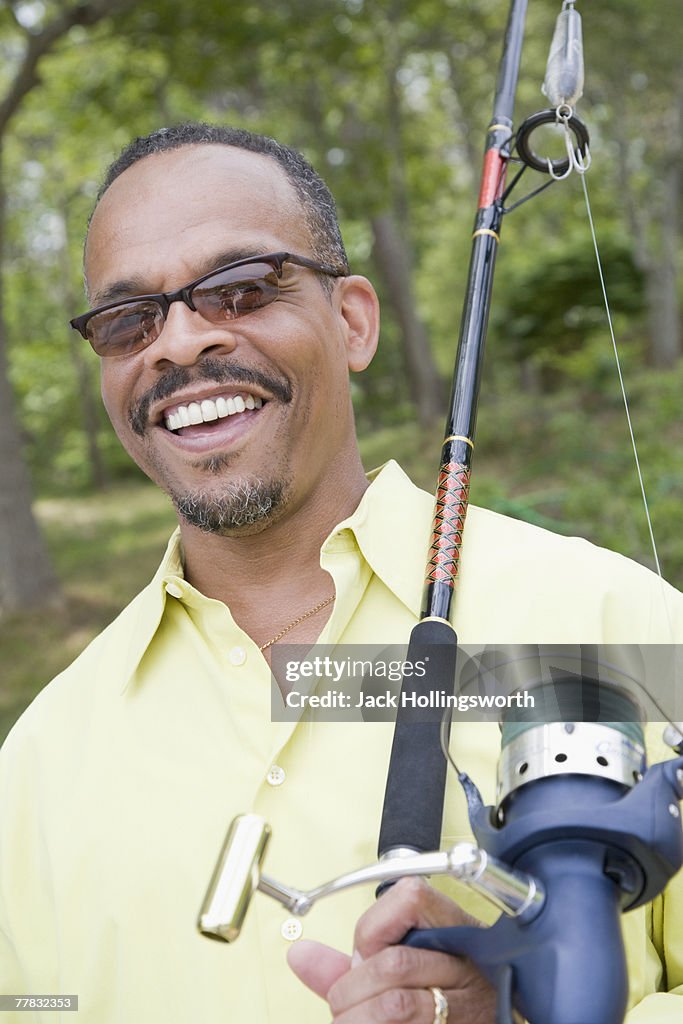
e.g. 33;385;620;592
647;162;681;368
614;98;681;369
66;333;110;491
371;212;444;426
0;348;58;615
59;208;109;490
0;0;139;614
372;20;445;427
0;167;59;615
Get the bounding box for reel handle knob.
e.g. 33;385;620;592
197;814;271;943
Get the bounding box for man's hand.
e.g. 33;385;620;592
287;877;497;1023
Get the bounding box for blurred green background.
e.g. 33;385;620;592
1;0;682;741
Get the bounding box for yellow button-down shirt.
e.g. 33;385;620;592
1;461;682;1022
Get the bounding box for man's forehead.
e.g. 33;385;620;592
84;144;307;295
90;144;297;235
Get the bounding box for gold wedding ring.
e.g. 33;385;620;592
430;986;449;1024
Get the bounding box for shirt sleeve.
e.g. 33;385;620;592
0;734;39;1023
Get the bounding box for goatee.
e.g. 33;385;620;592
171;478;286;534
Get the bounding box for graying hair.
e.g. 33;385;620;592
171;478;285;534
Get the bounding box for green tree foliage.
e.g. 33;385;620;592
0;0;140;615
0;0;681;586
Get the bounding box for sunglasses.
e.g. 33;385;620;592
69;251;346;358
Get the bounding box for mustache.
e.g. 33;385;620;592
129;358;293;436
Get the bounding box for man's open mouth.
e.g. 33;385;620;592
163;392;264;434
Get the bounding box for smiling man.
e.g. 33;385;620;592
1;123;682;1024
80;134;380;649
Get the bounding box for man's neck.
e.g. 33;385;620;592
176;458;370;648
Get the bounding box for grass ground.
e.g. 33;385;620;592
0;483;176;743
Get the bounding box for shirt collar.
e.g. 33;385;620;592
119;460;432;692
118;530;185;691
322;459;431;617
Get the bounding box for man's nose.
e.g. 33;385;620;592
142;299;239;369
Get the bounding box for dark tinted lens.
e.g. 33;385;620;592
191;263;280;322
87;301;163;356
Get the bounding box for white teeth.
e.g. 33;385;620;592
163;392;265;431
201;399;218;421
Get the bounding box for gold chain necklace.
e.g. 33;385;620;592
258;595;335;652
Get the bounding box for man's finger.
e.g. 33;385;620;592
327;944;470;1016
354;877;480;959
287;939;351;998
332;985;441;1024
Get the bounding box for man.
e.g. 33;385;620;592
0;123;681;1023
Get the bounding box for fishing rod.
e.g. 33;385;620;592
376;0;532;866
375;3;683;1022
198;3;683;1021
378;0;591;867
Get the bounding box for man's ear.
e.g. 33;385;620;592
336;276;380;372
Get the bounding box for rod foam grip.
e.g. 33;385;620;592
378;619;458;857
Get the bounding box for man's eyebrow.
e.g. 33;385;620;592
91;277;149;306
90;247;274;307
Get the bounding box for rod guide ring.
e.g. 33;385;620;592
515;107;590;176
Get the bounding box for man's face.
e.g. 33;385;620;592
85;145;376;534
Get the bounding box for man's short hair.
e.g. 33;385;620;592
95;123;349;276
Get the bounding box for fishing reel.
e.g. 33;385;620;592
401;678;683;1024
198;675;683;1024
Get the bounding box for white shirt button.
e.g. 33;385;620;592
281;918;303;941
228;646;247;667
266;765;286;787
165;582;184;599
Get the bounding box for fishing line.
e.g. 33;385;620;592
580;172;678;664
580;173;663;580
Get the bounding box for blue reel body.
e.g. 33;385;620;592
405;758;683;1024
